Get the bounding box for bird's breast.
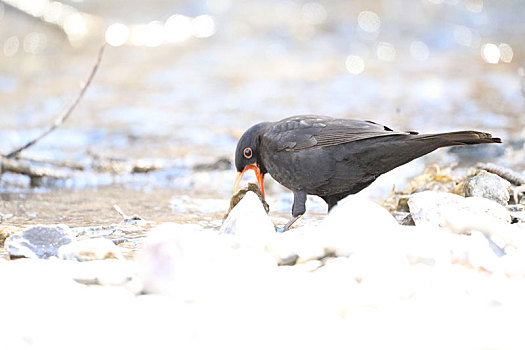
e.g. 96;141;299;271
260;146;335;192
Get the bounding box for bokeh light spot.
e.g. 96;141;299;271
165;14;192;43
105;23;129;47
498;43;513;63
43;1;63;23
130;25;148;46
357;10;381;33
4;36;20;57
345;55;365;75
63;12;88;41
28;0;49;17
453;25;480;48
301;2;327;25
144;21;165;47
192;15;216;38
481;43;500;64
23;32;47;54
376;42;396;61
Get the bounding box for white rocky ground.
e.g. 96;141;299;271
1;188;525;349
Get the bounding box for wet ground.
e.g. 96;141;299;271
1;0;524;256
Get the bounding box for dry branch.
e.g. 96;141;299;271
0;157;68;187
5;44;106;159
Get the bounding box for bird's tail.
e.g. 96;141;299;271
415;131;502;147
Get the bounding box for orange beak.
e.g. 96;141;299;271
234;164;265;198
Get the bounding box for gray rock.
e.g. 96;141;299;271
58;238;124;262
408;191;511;228
5;224;76;259
464;170;511;205
220;191;275;249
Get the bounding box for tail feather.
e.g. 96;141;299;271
415;131;502;146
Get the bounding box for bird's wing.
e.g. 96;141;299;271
263;115;412;151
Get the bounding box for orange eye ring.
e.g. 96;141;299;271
243;147;253;159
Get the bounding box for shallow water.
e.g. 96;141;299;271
0;0;524;254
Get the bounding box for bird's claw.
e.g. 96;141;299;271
276;226;286;233
276;215;302;233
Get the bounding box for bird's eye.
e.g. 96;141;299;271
243;147;253;159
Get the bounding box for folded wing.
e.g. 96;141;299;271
263;115;409;151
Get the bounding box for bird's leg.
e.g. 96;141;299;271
323;193;348;212
277;191;306;232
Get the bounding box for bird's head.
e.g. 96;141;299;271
233;122;270;197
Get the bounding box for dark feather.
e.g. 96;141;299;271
263;115;407;151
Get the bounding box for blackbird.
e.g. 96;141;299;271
234;115;501;231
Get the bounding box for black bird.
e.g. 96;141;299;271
234;115;502;231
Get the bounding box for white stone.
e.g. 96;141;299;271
319;195;401;256
71;259;136;286
408;191;511;228
408;191;464;227
220;191;276;250
136;223;276;299
266;225;326;264
58;238;124;261
0;258;137;349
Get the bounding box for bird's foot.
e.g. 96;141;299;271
276;215;302;233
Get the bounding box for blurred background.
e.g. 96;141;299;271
0;0;523;226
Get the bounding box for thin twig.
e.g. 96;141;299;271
113;204;144;224
5;44;106;159
113;204;128;219
476;162;525;186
